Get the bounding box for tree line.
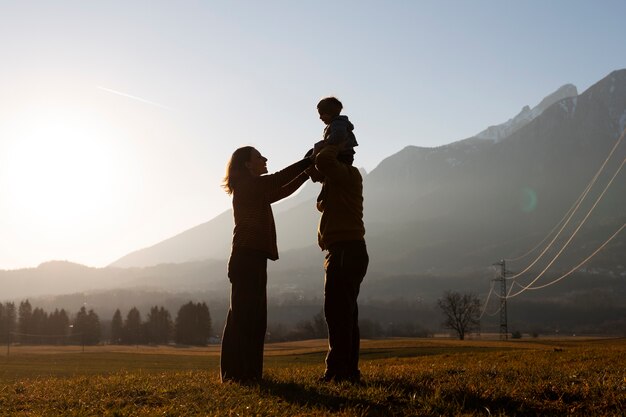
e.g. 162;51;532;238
0;300;82;344
0;300;212;346
1;292;481;345
110;302;212;346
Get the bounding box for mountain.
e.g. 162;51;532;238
3;70;624;316
111;209;234;268
110;182;323;268
111;70;626;281
475;84;578;141
364;69;626;275
0;259;229;300
0;261;126;299
3;70;625;335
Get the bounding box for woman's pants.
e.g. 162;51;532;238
220;250;268;382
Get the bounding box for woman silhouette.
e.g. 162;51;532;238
220;146;311;383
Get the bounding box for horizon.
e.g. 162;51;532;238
1;1;626;270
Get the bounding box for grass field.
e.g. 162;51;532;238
1;338;625;416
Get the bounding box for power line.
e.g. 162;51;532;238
505;126;625;270
482;126;626;325
505;186;587;262
506;156;624;298
507;221;625;296
478;280;496;319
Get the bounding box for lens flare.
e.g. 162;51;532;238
520;187;538;212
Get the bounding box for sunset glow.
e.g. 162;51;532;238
0;99;137;266
6;106;119;226
0;1;623;270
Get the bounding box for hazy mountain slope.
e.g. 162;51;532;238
0;258;231;301
0;68;609;304
0;261;131;299
110;180;325;268
111;208;234;268
2;70;624;339
363;69;626;274
110;69;625;276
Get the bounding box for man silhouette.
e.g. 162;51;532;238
307;140;368;383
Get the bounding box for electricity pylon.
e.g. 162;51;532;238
493;260;509;340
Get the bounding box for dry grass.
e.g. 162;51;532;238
2;336;577;356
1;337;624;416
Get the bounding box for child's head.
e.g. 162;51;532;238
317;96;343;124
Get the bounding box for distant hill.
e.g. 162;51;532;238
0;259;228;300
364;70;626;275
110;69;626;279
2;70;625;329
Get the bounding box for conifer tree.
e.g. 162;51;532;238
48;309;70;345
86;309;101;345
73;306;101;345
31;307;48;344
123;307;143;345
145;306;172;345
174;301;212;346
0;303;7;343
18;300;33;342
110;309;123;345
0;303;16;344
17;300;33;342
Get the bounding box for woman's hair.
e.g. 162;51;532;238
222;146;255;195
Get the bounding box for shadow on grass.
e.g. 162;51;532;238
369;377;557;417
447;390;543;416
260;379;392;416
259;376;544;416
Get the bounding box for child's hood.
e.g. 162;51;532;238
333;115;354;131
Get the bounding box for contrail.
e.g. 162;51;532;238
97;86;174;111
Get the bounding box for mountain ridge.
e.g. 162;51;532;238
1;70;623;311
110;69;626;271
2;70;624;336
475;83;578;141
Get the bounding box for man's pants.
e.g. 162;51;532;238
220;250;267;382
323;240;369;378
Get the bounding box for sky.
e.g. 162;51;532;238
0;1;625;270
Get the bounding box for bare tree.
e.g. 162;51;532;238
437;291;481;340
